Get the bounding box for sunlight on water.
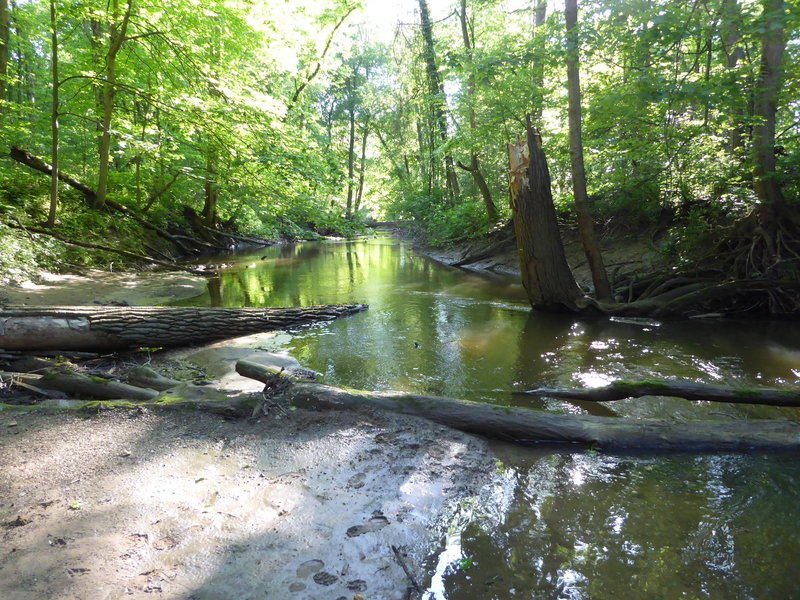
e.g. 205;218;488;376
573;370;614;388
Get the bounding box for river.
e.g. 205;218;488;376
176;235;800;599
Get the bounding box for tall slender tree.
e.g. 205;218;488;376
751;0;787;218
0;0;9;121
530;0;547;126
417;0;459;202
456;0;498;222
94;0;133;209
46;0;58;227
564;0;612;301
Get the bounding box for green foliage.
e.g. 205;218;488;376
0;223;66;284
0;0;797;269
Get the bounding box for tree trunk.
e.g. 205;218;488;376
751;0;786;221
458;158;497;221
0;304;368;351
525;379;800;407
564;0;612;301
417;0;459;202
530;0;547;125
236;361;800;452
0;0;9;120
354;120;369;214
346;105;356;218
46;0;58;228
202;144;219;228
509;126;586;311
94;0;133;210
459;0;498;222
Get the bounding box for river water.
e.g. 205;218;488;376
177;235;800;599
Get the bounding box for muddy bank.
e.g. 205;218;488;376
412;221;665;293
0;405;494;600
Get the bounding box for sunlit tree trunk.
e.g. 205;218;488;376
46;0;58;228
417;0;459;202
94;0;133;209
0;0;9;121
202;143;219;228
88;18;104;155
458;0;498;222
564;0;612;301
202;7;222;228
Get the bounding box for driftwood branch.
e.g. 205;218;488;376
235;361;800;452
194;221;275;247
525;379;800;407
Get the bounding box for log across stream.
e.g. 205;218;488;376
234;361;800;453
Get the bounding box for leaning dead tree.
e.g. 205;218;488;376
0;304;367;351
508;129;800;316
236;361;800;452
508;127;587;311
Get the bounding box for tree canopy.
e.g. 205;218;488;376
0;0;798;284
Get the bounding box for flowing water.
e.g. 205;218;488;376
177;235;800;599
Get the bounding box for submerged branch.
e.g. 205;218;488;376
525;379;800;407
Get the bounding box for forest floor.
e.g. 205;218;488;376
0;276;496;600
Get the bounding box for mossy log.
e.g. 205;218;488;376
126;365;181;391
235;361;800;452
525;379;800;407
0;304;367;351
1;370;158;400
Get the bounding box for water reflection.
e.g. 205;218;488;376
180;236;800;599
432;449;800;599
179;236;800;413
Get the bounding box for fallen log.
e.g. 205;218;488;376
524;379;800;407
0;304;367;351
235;361;800;452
